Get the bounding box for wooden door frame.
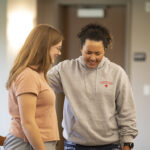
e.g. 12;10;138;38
57;0;132;76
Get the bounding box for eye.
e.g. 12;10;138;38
95;52;101;55
86;51;92;54
57;46;62;51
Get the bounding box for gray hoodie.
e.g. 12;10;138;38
47;56;138;146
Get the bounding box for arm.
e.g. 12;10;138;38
17;93;46;150
115;69;138;144
47;64;63;93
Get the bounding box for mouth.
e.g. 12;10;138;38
88;61;97;66
87;63;97;68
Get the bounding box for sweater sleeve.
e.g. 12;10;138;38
47;64;63;94
15;69;39;96
115;68;138;143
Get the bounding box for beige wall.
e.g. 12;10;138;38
130;0;150;149
37;0;61;32
0;0;37;136
0;0;149;149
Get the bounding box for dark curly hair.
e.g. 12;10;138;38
77;23;112;49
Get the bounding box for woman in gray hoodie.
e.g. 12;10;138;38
47;23;138;150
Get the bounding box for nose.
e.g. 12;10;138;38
89;54;96;61
58;51;61;55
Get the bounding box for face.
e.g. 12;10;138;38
81;39;105;69
50;41;62;64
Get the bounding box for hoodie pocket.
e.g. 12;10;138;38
92;120;115;137
70;117;118;140
97;117;118;137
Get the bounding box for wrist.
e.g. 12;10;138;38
123;146;131;150
123;143;134;149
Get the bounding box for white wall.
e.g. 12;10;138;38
130;0;150;149
0;0;11;136
0;0;37;136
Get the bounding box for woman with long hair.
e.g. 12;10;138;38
4;24;63;150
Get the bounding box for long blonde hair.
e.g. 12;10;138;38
6;24;63;89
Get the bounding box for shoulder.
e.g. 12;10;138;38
53;58;79;71
17;67;38;78
59;58;78;66
15;67;40;85
110;62;124;71
103;58;128;78
13;68;41;96
107;59;126;73
110;63;130;84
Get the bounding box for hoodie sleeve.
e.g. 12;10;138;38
47;64;63;94
115;68;138;143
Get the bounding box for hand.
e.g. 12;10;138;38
123;146;131;150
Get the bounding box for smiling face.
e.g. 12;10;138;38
81;39;105;69
49;41;62;64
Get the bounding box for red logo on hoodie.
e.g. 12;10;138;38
100;81;113;88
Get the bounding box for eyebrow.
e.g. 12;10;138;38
86;50;101;53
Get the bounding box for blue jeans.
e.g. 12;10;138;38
64;140;122;150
